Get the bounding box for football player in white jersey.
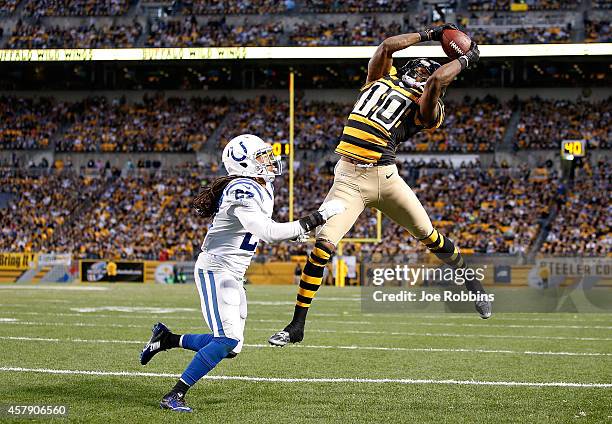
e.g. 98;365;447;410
139;134;344;412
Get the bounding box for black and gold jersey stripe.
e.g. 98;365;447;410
335;74;445;165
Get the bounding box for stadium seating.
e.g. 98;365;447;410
146;16;283;47
56;95;230;152
0;0;18;15
400;96;513;153
515;97;611;150
467;0;577;12
184;0;288;15
0;96;68;150
7;20;143;48
24;0;130;16
540;160;610;256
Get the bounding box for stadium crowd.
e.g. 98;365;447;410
0;0;18;15
515;97;611;150
289;17;402;46
184;0;289;15
56;94;230;152
7;20;143;49
0;169;108;253
2;155;608;261
146;16;283;47
0;96;68;150
470;26;571;44
540;160;610;256
24;0;130;17
467;0;577;11
401;96;513;153
584;18;611;43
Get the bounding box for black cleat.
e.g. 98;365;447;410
475;299;492;319
268;323;304;347
140;322;171;365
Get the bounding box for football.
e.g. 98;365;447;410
441;29;472;59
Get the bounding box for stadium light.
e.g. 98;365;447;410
0;44;610;62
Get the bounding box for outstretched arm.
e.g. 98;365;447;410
420;42;480;127
367;33;422;84
234;200;345;244
366;24;461;84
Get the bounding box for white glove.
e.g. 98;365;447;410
318;199;345;221
291;233;311;243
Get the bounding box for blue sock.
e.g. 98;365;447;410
180;337;239;386
181;334;214;352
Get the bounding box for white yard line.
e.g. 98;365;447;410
0;312;610;330
1;319;611;341
0;366;609;388
1;336;610;357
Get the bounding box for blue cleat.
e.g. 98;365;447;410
140;322;171;365
160;392;192;413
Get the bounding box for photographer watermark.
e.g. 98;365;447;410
360;256;612;314
371;264;487;287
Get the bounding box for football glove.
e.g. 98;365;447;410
458;41;480;70
290;233;310;243
318;199;345;221
419;23;459;42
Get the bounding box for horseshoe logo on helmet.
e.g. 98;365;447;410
229;141;248;162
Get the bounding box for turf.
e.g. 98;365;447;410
0;283;610;423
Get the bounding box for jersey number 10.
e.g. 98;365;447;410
353;82;412;131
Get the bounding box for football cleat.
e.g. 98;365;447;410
268;330;290;347
160;392;192;413
140;322;171;365
475;299;492;319
268;323;304;346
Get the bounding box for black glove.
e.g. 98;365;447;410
458;41;480;70
419;23;459;42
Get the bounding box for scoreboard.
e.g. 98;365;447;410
560;139;586;160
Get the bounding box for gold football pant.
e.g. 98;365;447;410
317;159;434;244
287;159;474;329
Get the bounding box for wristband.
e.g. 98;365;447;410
458;55;469;70
418;30;431;42
298;211;325;233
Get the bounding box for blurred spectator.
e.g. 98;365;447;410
146;16;282;47
304;0;415;13
25;0;129;17
515;97;611;150
8;20;143;48
584;18;611;43
468;0;577;11
57;94;230;153
541;160;610;256
401;96;512;153
0;96;68;150
183;0;287;15
470;26;571;44
0;0;18;15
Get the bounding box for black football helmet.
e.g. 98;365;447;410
397;58;441;89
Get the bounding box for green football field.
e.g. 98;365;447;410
0;283;610;423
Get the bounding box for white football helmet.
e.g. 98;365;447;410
222;134;282;182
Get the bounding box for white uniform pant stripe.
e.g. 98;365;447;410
195;268;219;337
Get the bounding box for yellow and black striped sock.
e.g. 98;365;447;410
420;228;464;268
290;241;332;324
420;228;484;293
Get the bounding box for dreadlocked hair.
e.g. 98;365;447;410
191;175;257;218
